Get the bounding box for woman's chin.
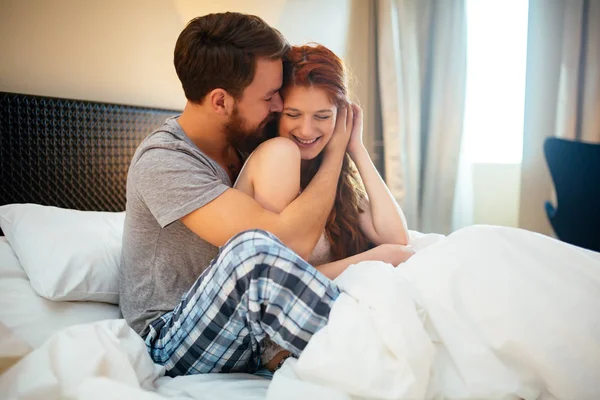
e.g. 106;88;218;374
300;150;321;161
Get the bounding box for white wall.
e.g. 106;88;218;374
0;0;370;112
173;0;351;58
0;0;185;109
472;163;522;228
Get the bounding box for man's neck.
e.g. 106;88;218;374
177;101;230;161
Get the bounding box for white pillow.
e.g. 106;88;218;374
0;204;124;303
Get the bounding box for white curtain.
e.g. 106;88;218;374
519;0;600;235
376;0;467;234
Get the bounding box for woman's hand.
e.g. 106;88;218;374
347;104;365;156
324;103;354;156
315;242;415;280
375;243;415;266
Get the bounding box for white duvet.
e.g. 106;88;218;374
270;226;600;400
2;225;600;400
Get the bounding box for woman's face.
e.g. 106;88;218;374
278;86;337;160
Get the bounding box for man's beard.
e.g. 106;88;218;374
224;106;275;155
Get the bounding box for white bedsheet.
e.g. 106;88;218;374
0;237;121;348
268;225;600;400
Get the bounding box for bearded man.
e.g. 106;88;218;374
119;12;350;376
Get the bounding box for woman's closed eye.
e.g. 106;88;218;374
284;112;331;120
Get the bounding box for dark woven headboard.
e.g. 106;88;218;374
0;92;179;213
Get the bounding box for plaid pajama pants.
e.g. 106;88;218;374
144;229;340;376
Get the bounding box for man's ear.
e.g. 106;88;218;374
208;88;235;116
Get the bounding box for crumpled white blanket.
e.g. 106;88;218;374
0;319;270;400
2;225;599;400
0;319;165;399
268;225;600;400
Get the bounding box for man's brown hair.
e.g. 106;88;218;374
174;12;290;103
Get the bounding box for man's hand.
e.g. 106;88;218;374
324;104;353;156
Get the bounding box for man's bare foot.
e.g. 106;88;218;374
265;350;291;372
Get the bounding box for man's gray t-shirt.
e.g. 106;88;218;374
119;116;232;335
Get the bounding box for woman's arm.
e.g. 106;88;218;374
316;243;414;280
348;104;409;246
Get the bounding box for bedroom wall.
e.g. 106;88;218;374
0;0;378;158
0;0;185;109
0;0;371;110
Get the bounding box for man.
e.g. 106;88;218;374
119;12;352;376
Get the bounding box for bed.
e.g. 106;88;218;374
1;91;599;400
0;91;270;399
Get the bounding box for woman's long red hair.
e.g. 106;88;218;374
279;44;372;260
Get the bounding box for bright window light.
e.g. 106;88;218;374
462;0;529;164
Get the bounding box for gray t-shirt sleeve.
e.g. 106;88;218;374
130;147;229;228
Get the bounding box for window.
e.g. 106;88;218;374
462;0;529;164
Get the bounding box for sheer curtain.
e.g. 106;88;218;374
519;0;600;235
376;0;467;234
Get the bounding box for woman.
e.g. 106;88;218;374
235;44;414;281
234;44;415;371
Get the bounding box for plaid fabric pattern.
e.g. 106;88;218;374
144;229;340;376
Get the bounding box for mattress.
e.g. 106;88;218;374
0;237;121;348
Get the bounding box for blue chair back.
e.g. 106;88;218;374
544;137;600;252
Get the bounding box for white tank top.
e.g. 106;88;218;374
308;231;333;266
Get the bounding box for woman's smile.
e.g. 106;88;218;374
291;134;323;147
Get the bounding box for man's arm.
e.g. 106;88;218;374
181;106;353;259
